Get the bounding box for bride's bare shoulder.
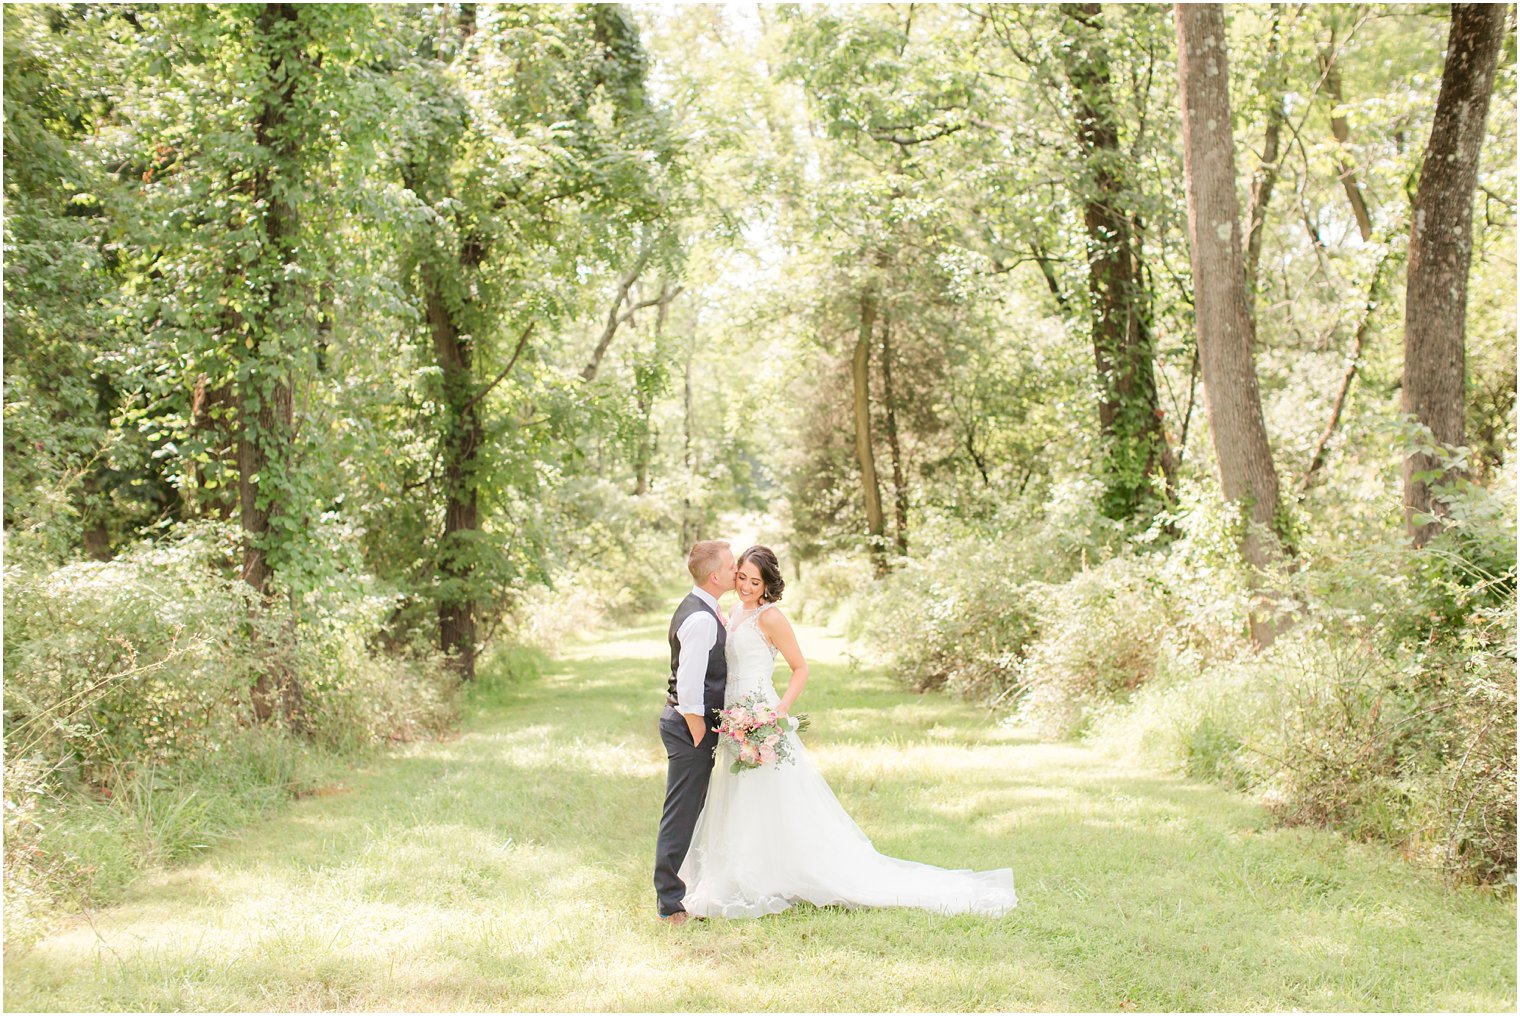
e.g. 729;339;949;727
757;603;791;629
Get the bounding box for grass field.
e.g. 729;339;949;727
4;610;1514;1011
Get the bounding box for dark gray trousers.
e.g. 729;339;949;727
654;705;718;916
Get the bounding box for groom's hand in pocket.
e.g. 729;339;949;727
684;714;706;747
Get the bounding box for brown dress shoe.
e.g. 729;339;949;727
659;911;692;926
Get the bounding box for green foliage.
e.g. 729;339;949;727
3;521;460;773
854;547;1040;699
378;3;691;656
850;481;1122;700
843;449;1515;887
3;0;1516;950
5;528;259;780
1015;556;1178;738
535;476;682;619
2;520;463;934
787;552;878;629
2;6;163;557
1090;468;1518;886
1096;610;1516;888
853;475;1256;730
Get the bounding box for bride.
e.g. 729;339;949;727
677;545;1018;919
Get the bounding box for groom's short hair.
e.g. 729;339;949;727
687;540;730;583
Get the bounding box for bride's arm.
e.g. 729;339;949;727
760;608;809;715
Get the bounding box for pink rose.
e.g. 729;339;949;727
759;746;778;765
763;734;780;747
740;744;759;764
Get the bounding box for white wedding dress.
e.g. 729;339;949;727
678;603;1018;919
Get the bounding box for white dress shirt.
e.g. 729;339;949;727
675;586;721;717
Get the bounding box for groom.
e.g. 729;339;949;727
653;539;736;925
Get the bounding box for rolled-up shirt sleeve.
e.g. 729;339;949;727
674;610;718;717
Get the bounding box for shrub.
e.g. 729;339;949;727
848;506;1066;701
789;551;877;629
1258;612;1514;886
1014;556;1178;737
852;476;1255;722
849;455;1515;886
1091;602;1515;886
1431;602;1516;885
3;522;462;776
2;520;467;941
3;530;261;784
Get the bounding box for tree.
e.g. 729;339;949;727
1058;3;1175;519
231;4;317;726
1174;2;1290;648
1321;19;1375;244
1401;3;1507;547
780;5;983;569
0;6;218;561
1243;2;1287;301
392;4;680;677
121;3;387;727
851;281;888;572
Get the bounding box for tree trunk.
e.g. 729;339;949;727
240;2;309;729
1244;3;1286;303
681;331;697;549
395;15;498;681
1175;2;1289;649
633;377;653;496
315;279;335;374
1322;37;1374;242
189;372;238;521
1061;3;1174;520
1401;2;1505;547
632;292;670;496
852;285;887;574
879;307;908;558
424;265;482;680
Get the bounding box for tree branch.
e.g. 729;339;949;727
1321;30;1374;242
581;240;659;381
867;122;965;147
462;321;535;414
1297;250;1392;492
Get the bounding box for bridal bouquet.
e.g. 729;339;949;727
715;693;811;774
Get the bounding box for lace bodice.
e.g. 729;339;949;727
724;603;780;704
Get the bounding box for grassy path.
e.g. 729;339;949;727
5;612;1514;1012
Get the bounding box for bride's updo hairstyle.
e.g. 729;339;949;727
738;545;785;604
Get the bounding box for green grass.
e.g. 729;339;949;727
4;726;358;947
4;610;1514;1011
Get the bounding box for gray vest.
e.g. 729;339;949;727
667;593;727;725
